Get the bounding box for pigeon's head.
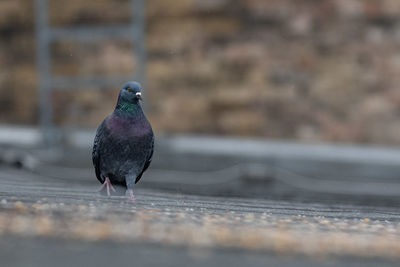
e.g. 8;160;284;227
118;81;142;103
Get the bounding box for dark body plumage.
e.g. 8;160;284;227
92;81;154;197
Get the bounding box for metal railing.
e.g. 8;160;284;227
34;0;146;145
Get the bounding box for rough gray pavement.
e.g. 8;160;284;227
0;167;400;266
2;237;399;267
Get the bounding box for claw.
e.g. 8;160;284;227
99;177;116;197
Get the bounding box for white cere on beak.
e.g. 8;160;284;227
136;92;141;97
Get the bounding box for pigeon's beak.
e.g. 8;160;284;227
136;92;142;100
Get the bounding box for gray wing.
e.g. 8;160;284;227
135;134;154;184
92;120;106;183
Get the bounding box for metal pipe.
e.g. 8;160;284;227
34;0;54;146
132;0;147;110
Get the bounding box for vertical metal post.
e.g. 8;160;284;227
34;0;146;146
131;0;147;109
35;0;54;145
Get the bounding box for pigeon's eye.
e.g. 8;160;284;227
126;88;132;92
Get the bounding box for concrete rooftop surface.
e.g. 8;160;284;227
0;166;400;267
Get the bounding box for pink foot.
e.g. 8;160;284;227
128;189;136;202
99;177;116;197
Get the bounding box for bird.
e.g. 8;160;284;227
92;81;154;201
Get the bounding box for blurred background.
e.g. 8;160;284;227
1;0;400;143
1;0;400;202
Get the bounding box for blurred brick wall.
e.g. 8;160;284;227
1;0;400;144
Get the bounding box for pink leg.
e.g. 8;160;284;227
99;177;116;196
128;189;136;201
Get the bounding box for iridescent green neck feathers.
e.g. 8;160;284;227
116;101;140;113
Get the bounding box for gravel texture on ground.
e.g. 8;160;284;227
0;167;400;265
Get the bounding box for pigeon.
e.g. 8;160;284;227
92;81;154;201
